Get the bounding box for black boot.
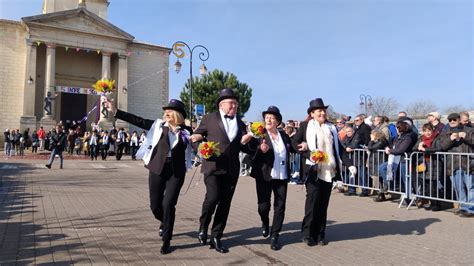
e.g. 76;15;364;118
373;192;386;202
198;230;208;245
159;224;164;237
270;234;280;251
160;241;171;254
262;223;270;238
210;237;228;253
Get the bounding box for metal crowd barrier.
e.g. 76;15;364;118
341;149;410;208
339;149;474;210
409;151;473;208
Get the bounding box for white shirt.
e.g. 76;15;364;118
89;134;97;145
269;131;288;180
164;122;180;157
102;135;109;145
219;110;238;142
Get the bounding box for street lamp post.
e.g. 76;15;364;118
359;94;373;116
171;41;209;123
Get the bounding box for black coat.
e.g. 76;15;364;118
193;112;249;177
354;122;372;146
50;131;66;152
249;131;294;182
115;109;192;177
367;138;389;176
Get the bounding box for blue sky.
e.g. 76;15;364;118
1;0;472;121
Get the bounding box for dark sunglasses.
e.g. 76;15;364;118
448;119;459;122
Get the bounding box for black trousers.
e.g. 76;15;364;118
256;179;288;236
149;162;185;242
116;143;125;160
199;173;239;239
302;170;332;240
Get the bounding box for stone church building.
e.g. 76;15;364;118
0;0;170;139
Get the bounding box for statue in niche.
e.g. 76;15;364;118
43;91;57;115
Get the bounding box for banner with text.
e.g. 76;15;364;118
55;86;99;95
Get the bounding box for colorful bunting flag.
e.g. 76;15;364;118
65;46;69;52
36;41;41;46
76;47;81;52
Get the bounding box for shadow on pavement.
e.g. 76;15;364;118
0;163;85;264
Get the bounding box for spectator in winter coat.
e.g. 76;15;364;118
439;113;474;218
374;119;418;202
460;111;472;128
373;115;390;142
427;112;445;137
45;125;66;169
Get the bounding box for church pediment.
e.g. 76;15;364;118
22;7;134;40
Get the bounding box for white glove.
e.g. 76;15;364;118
348;166;357;177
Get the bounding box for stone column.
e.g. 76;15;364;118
20;41;38;131
99;52;112;123
115;54;129;130
41;43;57;127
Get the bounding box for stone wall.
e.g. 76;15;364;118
0;20;27;141
126;43;169;133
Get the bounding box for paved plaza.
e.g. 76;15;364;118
0;156;473;265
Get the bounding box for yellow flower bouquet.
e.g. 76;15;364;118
310;149;328;163
92;79;116;94
198;141;221;159
250;121;266;138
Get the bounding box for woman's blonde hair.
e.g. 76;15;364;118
163;109;185;125
371;130;385;141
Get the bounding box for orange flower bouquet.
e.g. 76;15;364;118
198;141;221;159
250;121;265;138
310;149;328;164
92;79;116;95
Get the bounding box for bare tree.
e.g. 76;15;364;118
405;100;438;119
443;105;470;114
326;106;343;122
369;97;400;118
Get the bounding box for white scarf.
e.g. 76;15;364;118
306;120;337;182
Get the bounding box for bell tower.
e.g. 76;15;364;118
42;0;110;20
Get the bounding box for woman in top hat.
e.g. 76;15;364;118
291;98;355;247
105;99;193;255
248;106;294;251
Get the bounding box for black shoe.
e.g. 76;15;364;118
198;231;207;245
262;223;270;238
209;237;228;253
302;237;316;247
373;193;386;202
454;209;467;216
45;164;51;169
317;236;328;246
159;225;164;237
160;241;171;254
359;193;369;197
429;205;441;212
270;234;280;251
344;191;356;196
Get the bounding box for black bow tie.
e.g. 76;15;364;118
224;115;235;120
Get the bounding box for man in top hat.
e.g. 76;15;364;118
291;98;356;246
190;88;253;253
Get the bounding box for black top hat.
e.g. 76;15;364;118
262;106;283;124
307;98;329;114
163;99;187;119
216;88;238;107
